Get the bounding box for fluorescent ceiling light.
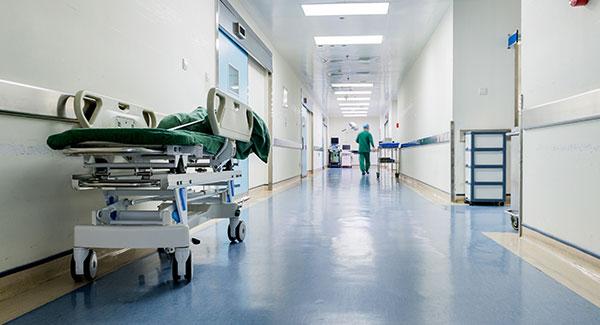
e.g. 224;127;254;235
314;35;383;46
337;97;370;101
340;107;369;111
331;83;374;88
302;3;389;16
335;90;372;95
343;114;368;117
340;103;370;107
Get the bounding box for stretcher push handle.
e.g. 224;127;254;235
207;88;253;142
74;90;157;129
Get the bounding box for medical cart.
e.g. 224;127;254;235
465;131;506;205
376;142;400;179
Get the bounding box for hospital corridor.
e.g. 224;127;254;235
1;1;599;324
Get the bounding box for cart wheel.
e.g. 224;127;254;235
376;172;380;179
511;216;519;231
395;173;400;178
235;220;246;242
70;255;83;282
227;224;237;242
83;250;98;281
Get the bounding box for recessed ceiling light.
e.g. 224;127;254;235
331;83;374;88
340;102;370;107
302;3;389;16
335;90;372;95
340;107;369;111
337;97;371;101
314;35;383;46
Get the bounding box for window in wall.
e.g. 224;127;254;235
228;64;240;95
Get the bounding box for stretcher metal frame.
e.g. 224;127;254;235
63;88;253;283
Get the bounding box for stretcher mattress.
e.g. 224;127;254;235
47;107;271;162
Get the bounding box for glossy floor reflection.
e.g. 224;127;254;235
13;169;600;324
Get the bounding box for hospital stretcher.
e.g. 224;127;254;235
48;88;268;283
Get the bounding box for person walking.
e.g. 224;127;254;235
356;124;375;175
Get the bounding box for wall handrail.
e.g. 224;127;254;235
273;137;302;150
400;131;450;149
0;79;77;123
523;88;600;130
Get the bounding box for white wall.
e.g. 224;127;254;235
401;143;451;193
522;0;600;108
394;8;453;143
0;0;216;113
393;7;453;191
521;0;600;256
0;0;217;273
452;0;521;194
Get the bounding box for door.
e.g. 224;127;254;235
218;30;249;196
248;59;268;188
301;107;309;177
323;124;328;168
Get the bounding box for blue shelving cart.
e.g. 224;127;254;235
465;131;506;205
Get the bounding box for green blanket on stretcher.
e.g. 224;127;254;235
47;107;271;163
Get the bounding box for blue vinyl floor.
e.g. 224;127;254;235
13;169;600;324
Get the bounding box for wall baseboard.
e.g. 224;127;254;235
397;173;451;204
523;224;600;262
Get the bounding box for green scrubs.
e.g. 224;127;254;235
356;130;374;173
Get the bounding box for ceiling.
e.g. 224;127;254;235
239;0;451;117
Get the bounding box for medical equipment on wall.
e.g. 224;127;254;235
48;88;268;283
341;144;353;168
328;137;341;168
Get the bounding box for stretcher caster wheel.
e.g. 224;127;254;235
511;216;519;231
235;221;246;242
227;220;246;243
172;250;192;283
83;250;98;281
227;224;237;242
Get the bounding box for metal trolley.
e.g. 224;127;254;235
376;142;400;179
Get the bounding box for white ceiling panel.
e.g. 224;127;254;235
239;0;452;117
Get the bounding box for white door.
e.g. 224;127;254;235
218;30;249;196
301;107;309;177
248;59;268;188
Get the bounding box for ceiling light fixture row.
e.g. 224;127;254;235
337;97;371;101
302;3;389;16
338;103;370;107
314;35;383;46
335;90;372;95
331;83;374;88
